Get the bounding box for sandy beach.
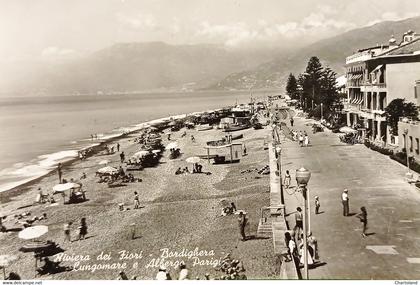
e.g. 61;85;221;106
0;116;278;280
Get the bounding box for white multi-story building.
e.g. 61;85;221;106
344;30;420;146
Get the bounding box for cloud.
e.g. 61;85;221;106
117;12;157;30
196;21;258;47
366;11;420;26
171;17;181;34
41;46;75;57
195;5;355;47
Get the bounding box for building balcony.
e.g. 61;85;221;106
360;82;387;92
372;109;386;115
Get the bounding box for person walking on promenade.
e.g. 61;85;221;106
288;236;299;268
117;143;120;152
298;132;304;147
293;207;303;240
315;196;320;214
307;231;319;261
284;232;293;262
341;189;350;216
304;134;309;147
284;170;291;189
63;221;72;242
356;206;368;238
290;118;294;127
178;262;190;280
78;218;88;240
57;163;62;183
238;211;248;241
133;191;140;209
120;151;125;163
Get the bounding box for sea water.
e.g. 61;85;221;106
0;90;273;192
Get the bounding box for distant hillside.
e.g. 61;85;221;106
211;16;420;90
2;42;280;95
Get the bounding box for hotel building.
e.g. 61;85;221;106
344;30;420;147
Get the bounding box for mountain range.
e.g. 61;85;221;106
2;16;420;95
212;16;420;90
0;43;280;95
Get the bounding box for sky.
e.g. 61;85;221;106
0;0;419;63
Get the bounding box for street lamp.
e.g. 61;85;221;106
296;167;311;280
321;103;323;120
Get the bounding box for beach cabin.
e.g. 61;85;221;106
204;143;243;164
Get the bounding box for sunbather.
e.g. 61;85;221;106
175;167;182;175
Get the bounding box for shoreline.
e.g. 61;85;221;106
0;106;231;199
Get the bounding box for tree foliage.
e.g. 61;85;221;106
385;98;419;135
298;56;339;114
285;73;298;100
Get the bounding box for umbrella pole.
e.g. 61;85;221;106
3;267;5;279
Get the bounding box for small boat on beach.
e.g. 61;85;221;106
198;125;213;131
223;124;250;132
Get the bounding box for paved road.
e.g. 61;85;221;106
280;110;420;279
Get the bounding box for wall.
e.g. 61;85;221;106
386;62;420;105
398;121;420;162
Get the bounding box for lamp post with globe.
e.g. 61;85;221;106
295;167;311;280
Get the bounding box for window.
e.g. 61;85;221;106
416;138;419;155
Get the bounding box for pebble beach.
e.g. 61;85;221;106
0;110;279;280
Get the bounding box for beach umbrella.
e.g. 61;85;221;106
186;156;200;164
18;225;48;240
133;150;149;158
165;142;178;150
152;150;161;154
52;182;81;192
0;254;18;279
98;159;110;165
97;166;118;175
168;121;176;127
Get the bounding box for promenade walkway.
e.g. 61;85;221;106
280;109;420;279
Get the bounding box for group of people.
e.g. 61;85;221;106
221;202;237;216
285;229;319;268
63;217;88;243
341;189;368;237
291;130;310;147
103;143;120;155
155;262;190;280
169;148;181;159
174;163;204;175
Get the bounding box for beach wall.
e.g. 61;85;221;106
268;127;300;280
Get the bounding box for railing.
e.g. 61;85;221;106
362;82;387;88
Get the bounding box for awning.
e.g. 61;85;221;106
370;64;383;74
